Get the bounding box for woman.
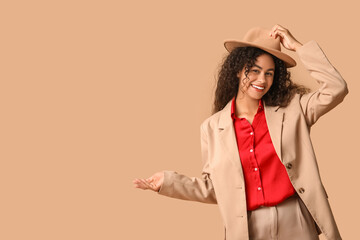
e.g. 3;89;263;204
133;25;348;240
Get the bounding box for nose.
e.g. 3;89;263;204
257;72;266;83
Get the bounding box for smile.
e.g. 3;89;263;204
251;84;265;90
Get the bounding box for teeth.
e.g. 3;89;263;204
251;84;264;90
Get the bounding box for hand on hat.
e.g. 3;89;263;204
270;24;303;52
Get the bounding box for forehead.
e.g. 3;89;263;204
254;53;275;68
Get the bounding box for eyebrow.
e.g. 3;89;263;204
253;64;275;71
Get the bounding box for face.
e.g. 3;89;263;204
237;53;275;101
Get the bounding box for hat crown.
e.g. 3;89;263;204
223;27;296;68
243;27;281;51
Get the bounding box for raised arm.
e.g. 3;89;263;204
297;41;348;126
270;24;348;126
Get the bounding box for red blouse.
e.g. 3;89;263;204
231;97;295;211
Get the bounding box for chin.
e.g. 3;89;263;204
247;92;266;100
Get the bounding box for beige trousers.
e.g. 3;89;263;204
247;193;320;240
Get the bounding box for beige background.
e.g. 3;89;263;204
1;0;359;239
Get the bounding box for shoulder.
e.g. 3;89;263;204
200;99;233;132
266;93;307;121
286;93;302;109
276;93;311;126
265;93;303;112
200;110;222;134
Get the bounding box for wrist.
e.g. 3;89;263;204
293;41;303;51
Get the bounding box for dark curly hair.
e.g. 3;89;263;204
212;47;309;114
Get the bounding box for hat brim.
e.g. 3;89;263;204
224;40;296;68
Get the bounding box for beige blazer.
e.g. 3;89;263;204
158;40;348;240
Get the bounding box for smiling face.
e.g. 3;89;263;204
237;53;275;101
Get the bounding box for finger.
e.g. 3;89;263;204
271;24;279;33
135;179;151;189
134;182;147;189
270;24;281;37
133;179;142;188
133;178;141;184
139;178;150;186
270;25;289;38
133;178;148;186
134;182;147;190
273;29;287;39
275;24;286;31
139;178;155;190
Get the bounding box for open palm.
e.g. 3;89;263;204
133;171;164;192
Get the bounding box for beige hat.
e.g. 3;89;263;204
224;27;296;68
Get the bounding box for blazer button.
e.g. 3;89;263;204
286;163;293;169
298;188;305;194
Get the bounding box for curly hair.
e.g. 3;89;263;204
212;46;309;114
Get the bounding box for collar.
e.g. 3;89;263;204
231;97;264;120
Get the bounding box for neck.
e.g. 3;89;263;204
235;94;260;115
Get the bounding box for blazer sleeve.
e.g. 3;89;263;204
157;123;217;204
297;40;348;127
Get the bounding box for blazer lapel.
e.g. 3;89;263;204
218;100;245;177
263;101;285;163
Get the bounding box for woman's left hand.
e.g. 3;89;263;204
270;24;303;51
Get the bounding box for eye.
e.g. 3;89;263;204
266;72;274;76
252;69;260;73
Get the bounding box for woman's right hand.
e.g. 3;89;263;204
133;171;164;192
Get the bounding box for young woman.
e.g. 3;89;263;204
133;25;348;240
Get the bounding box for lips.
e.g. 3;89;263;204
251;84;265;91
